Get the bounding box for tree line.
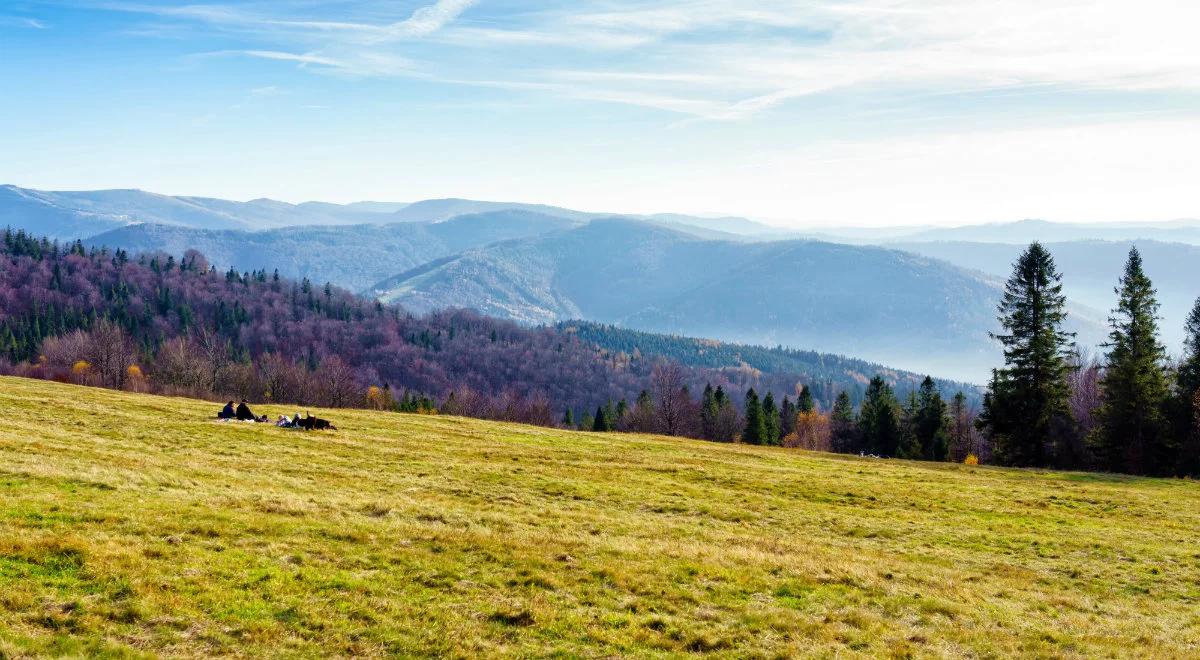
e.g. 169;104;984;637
977;243;1199;476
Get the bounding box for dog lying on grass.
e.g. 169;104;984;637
294;413;337;431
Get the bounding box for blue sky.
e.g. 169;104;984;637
2;0;1199;227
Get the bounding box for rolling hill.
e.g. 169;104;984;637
372;219;1107;382
0;185;779;242
86;210;579;291
0;185;394;238
1;376;1197;657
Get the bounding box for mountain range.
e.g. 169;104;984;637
370;219;1107;381
6;183;1196;382
892;240;1200;350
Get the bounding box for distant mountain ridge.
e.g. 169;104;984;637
370;218;1108;381
890;239;1200;350
0;185;783;241
879;218;1200;245
86;210;579;291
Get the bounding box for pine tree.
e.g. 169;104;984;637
592;405;611;432
562;408;574;428
914;377;950;461
762;392;780;445
700;384;718;440
779;395;796;439
742;388;766;445
860;376;900;456
1094;247;1171;474
980;242;1075;467
797;385;815;413
1173;297;1200;476
898;390;922;459
830;391;858;453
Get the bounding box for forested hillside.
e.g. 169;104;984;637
560;321;979;406
0;229;963;435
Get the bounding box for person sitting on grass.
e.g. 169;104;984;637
217;401;235;420
235;399;257;421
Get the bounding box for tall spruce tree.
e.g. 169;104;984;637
1172;297;1200;476
1094;248;1172;475
898;390;923;459
779;396;797;439
980;242;1075;467
860;376;901;456
700;384;718;440
592;404;611;432
914;377;951;461
830;391;858;453
797;385;815;413
742;388;766;445
762;392;780;445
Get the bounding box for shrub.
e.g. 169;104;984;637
964;453;979;466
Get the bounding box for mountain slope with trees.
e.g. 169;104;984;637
0;228;965;437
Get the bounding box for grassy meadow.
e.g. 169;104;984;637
0;375;1198;658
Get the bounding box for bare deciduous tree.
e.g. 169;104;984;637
652;362;687;435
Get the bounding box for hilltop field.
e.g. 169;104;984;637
0;376;1198;658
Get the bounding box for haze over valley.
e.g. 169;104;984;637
7;183;1194;381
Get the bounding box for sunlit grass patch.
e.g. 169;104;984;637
1;375;1199;657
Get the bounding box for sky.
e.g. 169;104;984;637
2;0;1199;228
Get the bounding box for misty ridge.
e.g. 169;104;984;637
8;184;1199;383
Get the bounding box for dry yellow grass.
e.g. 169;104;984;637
1;375;1198;658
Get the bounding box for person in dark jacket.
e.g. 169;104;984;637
235;399;256;421
218;401;235;419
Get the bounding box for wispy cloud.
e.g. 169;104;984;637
89;0;1200;120
0;15;47;29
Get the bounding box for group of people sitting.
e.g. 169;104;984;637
217;399;268;422
216;400;336;430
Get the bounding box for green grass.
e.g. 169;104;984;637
0;376;1198;658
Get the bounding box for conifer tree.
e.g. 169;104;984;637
592;405;611;432
830;391;858;453
797;385;815;413
742;388;766;445
762;392;780;445
914;377;951;461
779;396;796;439
562;408;574;428
979;242;1075;467
700;384;718;440
859;376;900;456
898;390;923;459
1094;247;1171;474
1173;297;1200;476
